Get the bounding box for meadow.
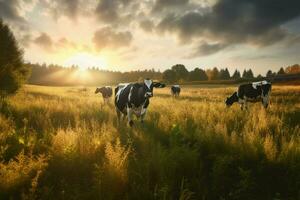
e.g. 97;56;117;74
0;84;299;200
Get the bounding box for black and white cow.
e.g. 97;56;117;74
225;81;272;110
171;85;181;97
95;86;113;103
115;79;165;126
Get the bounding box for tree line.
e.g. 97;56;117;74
162;64;300;83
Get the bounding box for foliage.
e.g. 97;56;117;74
0;19;29;98
242;69;254;79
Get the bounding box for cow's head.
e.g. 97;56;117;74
95;87;105;94
142;79;165;98
225;92;238;107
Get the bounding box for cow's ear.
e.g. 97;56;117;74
153;82;165;88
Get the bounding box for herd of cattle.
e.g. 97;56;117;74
95;79;272;126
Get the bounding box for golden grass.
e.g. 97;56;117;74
0;84;299;199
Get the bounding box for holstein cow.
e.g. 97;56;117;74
225;80;272;110
115;79;165;126
95;86;113;103
171;85;181;97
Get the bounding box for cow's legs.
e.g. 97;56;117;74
116;109;121;122
262;95;269;108
140;108;147;123
127;106;134;126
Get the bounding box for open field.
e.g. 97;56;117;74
0;84;299;200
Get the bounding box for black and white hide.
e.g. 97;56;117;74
95;86;113;103
225;81;272;110
171;85;181;97
115;79;165;126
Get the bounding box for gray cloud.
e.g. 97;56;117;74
191;41;229;57
0;0;26;23
139;19;154;32
95;0;137;25
157;0;300;56
92;27;132;51
152;0;189;12
41;0;80;21
34;32;53;52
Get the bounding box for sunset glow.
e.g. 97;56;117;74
64;53;107;71
1;0;299;74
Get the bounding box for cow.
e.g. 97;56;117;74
95;86;113;103
225;80;272;110
115;79;165;126
171;85;181;97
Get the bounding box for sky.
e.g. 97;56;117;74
1;0;300;75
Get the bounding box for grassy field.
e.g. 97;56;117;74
0;84;299;200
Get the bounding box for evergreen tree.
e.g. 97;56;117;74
0;19;29;98
277;67;285;75
266;70;273;77
232;69;241;79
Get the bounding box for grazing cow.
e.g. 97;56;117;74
115;79;165;126
225;81;272;110
95;86;113;103
171;85;181;97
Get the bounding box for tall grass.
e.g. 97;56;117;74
0;85;299;199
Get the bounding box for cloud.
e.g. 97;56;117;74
139;19;154;32
152;0;189;12
41;0;80;21
0;0;26;23
34;32;53;52
92;27;133;51
95;0;137;25
190;41;229;57
157;0;300;55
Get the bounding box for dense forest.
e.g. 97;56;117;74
26;63;300;86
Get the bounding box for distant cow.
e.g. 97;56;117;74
171;85;181;97
115;79;165;126
225;81;272;110
95;86;113;103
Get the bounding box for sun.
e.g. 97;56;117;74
64;52;107;70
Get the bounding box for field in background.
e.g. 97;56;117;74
0;85;299;200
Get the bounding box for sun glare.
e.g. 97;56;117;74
64;52;107;71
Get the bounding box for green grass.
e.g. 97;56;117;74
0;85;299;200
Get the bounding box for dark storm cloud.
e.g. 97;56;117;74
92;27;132;51
157;0;300;56
0;0;26;23
34;32;53;52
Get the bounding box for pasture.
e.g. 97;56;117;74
0;84;299;200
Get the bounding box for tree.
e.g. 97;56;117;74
242;69;254;79
266;70;273;77
232;69;241;79
189;67;208;81
209;67;219;80
285;64;300;74
277;67;285;75
0;19;29;98
171;64;189;81
218;68;230;80
247;69;254;78
162;69;177;83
